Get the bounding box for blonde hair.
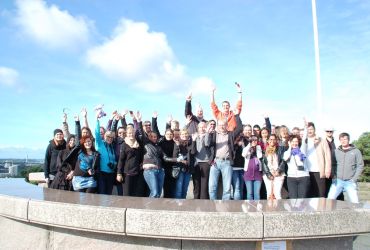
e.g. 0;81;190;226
104;131;115;140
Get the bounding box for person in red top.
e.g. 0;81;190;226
210;83;243;132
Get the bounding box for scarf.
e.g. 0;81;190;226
125;137;140;149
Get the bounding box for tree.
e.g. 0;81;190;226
353;132;370;182
21;165;43;183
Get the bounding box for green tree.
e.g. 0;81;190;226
353;132;370;182
21;165;43;183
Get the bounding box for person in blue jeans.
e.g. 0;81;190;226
231;134;246;200
174;129;193;199
327;132;364;203
208;115;243;200
242;136;263;200
136;111;177;198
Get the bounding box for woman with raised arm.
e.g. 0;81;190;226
95;112;117;195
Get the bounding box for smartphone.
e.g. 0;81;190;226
235;82;240;88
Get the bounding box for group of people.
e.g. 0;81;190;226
44;84;364;203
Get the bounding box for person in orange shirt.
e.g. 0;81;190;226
211;83;243;132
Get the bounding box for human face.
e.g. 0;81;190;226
261;129;269;139
149;133;158;143
105;134;114;144
217;120;227;133
180;131;189;141
339;136;350;148
268;136;277;146
307;126;316;138
198;122;206;134
84;138;92;149
253;128;260;136
197;109;203;118
82;128;90;137
171;121;179;130
292;128;300;135
68;137;76;148
173;130;180;140
222;101;230;113
117;128;126;139
143;122;151;133
326;131;334;139
126;129;134;139
243;126;252;137
290;138;299;149
250;138;258;146
165;130;174;140
208;121;216;131
99;127;105;139
54;132;64;142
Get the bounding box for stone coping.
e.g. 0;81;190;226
0;178;369;241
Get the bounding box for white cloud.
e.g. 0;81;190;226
87;18;214;94
0;67;19;87
14;0;92;50
189;77;216;96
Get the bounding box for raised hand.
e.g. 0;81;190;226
81;108;87;118
167;114;173;123
153;111;158;118
135;111;142;122
63;113;67;123
235;82;242;92
186;93;192;101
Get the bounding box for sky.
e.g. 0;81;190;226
0;0;369;159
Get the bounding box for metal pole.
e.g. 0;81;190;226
311;0;323;121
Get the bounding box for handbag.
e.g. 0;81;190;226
72;176;97;190
171;166;181;179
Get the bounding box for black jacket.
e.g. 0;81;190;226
44;139;66;178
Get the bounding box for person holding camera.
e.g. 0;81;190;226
283;135;310;198
95;113;117;195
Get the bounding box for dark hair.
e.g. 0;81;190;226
289;134;302;147
268;134;278;140
339;132;350;140
80;135;96;154
307;122;315;130
81;126;92;136
253;124;261;130
222;101;230;106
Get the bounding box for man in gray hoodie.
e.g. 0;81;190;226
327;132;364;203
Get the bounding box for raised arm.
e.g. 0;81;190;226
81;108;89;128
62;113;71;139
235;82;243;114
210;86;220;119
185;93;193;117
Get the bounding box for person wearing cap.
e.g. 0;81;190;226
327;132;364;203
324;127;344;200
50;134;76;190
44;129;66;186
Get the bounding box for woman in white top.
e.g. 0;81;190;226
284;135;310;198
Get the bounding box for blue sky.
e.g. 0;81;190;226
0;0;369;158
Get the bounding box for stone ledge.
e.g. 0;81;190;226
0;195;29;221
28;200;126;234
126;209;263;240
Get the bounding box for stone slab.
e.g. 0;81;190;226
28;200;126;234
0;194;29;220
52;227;181;250
126;209;263;240
0;216;49;250
182;240;256;250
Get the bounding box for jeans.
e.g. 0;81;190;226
287;176;310;199
174;171;191;199
328;179;359;203
245;180;261;200
232;169;244;200
263;175;285;199
209;159;233;200
143;168;165;198
97;172;115;195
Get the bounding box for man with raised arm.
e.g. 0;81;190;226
185;93;207;135
211;83;242;132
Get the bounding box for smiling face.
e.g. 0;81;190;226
68;137;76;148
217;120;227;133
164;130;174;140
290;137;299;149
268;135;277;147
149;132;158;143
222;101;230;114
243;125;252;137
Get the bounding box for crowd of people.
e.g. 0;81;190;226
44;84;364;203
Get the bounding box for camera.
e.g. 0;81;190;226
297;165;304;171
107;162;116;170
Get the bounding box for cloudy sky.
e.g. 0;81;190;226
0;0;369;158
